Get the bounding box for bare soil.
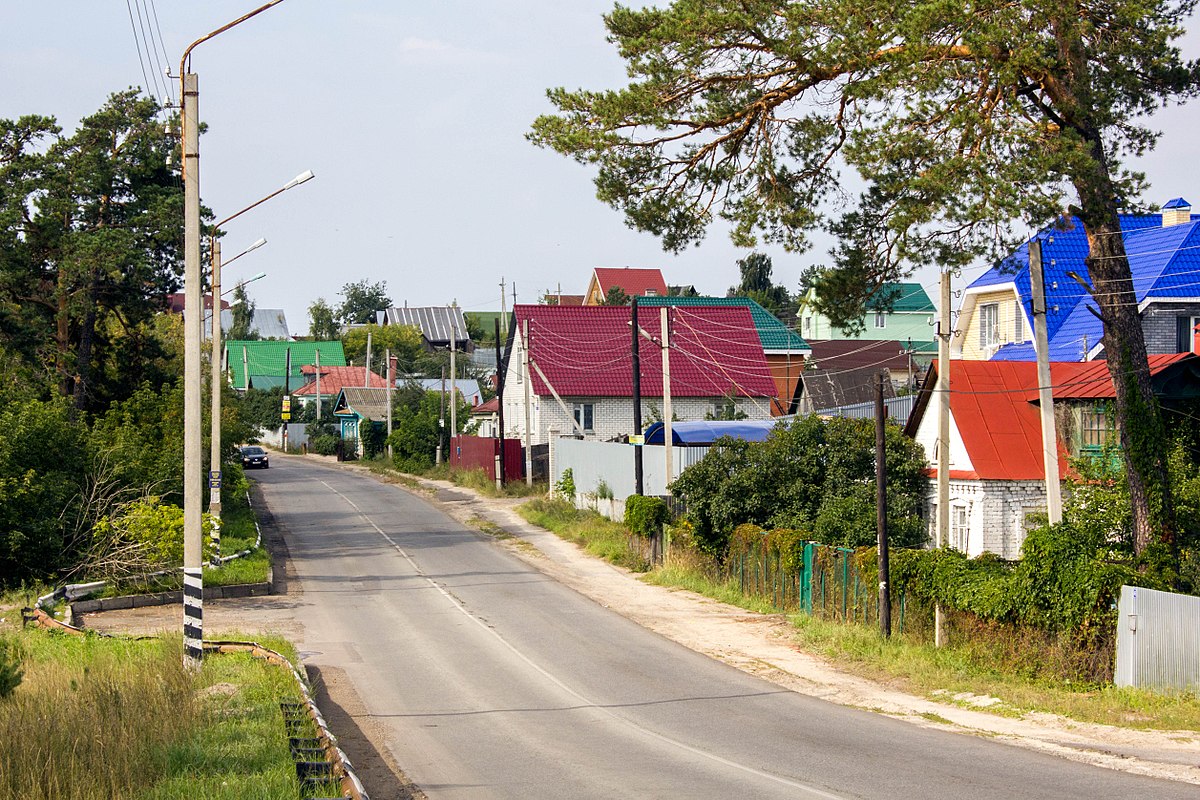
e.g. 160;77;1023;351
79;454;1200;791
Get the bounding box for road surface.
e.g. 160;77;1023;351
254;456;1194;799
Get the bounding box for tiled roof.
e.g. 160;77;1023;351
226;340;346;388
638;295;810;353
514;304;776;399
293;366;387;396
969;212;1200;361
471;396;499;414
382;306;469;344
593;267;668;298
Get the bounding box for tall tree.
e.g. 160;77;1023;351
601;285;631;306
728;252;791;317
0;92;185;411
338;279;391;325
228;282;257;341
531;0;1199;576
307;297;340;341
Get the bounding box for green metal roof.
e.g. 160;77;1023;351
226;340;347;389
638;296;809;353
866;282;936;313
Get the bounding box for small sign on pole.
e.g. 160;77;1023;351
208;470;222;489
629;434;644;445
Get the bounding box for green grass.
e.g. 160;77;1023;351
518;497;649;571
0;628;303;800
642;564;778;615
361;456;547;498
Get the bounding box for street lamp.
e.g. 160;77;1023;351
179;0;289;669
209;173;313;556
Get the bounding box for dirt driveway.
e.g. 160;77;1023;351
81;454;1200;792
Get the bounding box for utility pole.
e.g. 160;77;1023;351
935;269;951;647
500;277;507;338
181;69;203;668
386;348;393;461
876;370;891;638
1030;239;1064;523
314;348;321;422
450;311;458;455
661;307;673;489
495;318;506;489
523;317;533;486
364;330;372;387
632;297;644;496
243;345;249;390
282;347;291;453
512;282;519;309
437;365;446;465
208;239;223;562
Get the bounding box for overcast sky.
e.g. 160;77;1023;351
3;2;1199;335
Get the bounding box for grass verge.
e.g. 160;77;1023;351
0;628;302;800
360;457;547;499
517;497;648;571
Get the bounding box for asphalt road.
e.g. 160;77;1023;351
255;457;1194;800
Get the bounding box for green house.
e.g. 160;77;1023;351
225;340;347;391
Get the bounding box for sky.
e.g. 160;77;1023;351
3;2;1200;335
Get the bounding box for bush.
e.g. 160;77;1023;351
555;468;576;498
309;433;339;456
86;497;216;581
625;495;670;538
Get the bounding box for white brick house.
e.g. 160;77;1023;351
501;304;776;445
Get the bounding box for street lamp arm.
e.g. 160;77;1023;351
214;169;314;229
180;0;287;77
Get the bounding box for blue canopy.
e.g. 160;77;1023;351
643;419;782;445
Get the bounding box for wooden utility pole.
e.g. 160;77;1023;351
500;277;507;337
436;365;446;465
314;348;322;422
364;330;372;388
386;348;393;461
523;318;533;486
1030;239;1064;523
661;307;673;488
935;270;951;647
632;297;644;496
450;312;458;454
876;370;891;638
282;347;291;453
495;318;506;489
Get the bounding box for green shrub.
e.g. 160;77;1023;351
624;495;670;538
309;433;339;456
555;467;576;498
596;479;614;500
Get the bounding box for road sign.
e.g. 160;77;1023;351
281;397;291;411
208;470;222;489
281;412;291;421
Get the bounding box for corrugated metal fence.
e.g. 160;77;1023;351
1114;585;1200;691
551;437;710;519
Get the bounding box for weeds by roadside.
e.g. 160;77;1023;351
518;497;648;572
359;456;546;499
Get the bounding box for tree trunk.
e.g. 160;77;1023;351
1072;139;1177;576
74;274;99;412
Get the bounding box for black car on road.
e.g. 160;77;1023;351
240;445;269;469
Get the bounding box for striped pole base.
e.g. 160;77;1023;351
183;567;203;667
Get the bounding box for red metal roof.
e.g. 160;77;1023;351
514;304;776;399
472;396;499;414
1040;354;1192;399
593;267;668;298
293;366;387;396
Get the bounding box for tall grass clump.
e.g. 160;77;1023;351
519;497;648;571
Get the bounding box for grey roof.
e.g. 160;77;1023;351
382;306;469;345
205;308;291;340
335;387;389;420
400;378;484;404
801;367;896;410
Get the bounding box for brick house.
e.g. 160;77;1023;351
904;355;1200;558
501;304;776;445
956;199;1200;362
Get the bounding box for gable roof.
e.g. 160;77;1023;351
226;340;346;389
802;366;896;410
333;387;389;420
381;306;469;344
866;282;937;313
639;295;810;354
513;304;777;399
211;308;291;340
905;355;1199;480
592;267;668;299
805;339;914;371
293;366;387;396
971;211;1200;361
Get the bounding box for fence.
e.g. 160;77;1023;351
551;437;710;520
450;436;524;483
1115;585;1200;691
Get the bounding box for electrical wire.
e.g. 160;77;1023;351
124;0;155;101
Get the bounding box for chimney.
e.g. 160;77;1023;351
1162;197;1192;227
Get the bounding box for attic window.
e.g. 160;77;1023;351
645;289;658;296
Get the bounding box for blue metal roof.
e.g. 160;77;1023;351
970;213;1200;361
1163;197;1192;209
643;419;783;445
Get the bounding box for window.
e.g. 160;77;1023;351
1013;301;1025;342
979;303;1000;349
1079;403;1119;462
951;505;970;552
804;316;812;332
573;402;595;433
874;312;886;329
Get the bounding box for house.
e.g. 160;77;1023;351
903;355;1200;558
582;267;668;305
640;295;812;415
292;365;387;408
212;308;291;341
380;305;472;352
331;387;390;457
502;304;777;446
797;282;938;357
470;396;500;438
225;340;347;391
957;199;1200;361
803;339;926;394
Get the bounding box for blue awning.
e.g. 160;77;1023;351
643;419;782;445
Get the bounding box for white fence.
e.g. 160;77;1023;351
1114;584;1200;691
550;437;710;520
260;423;309;450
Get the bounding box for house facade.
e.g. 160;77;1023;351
798;282;937;351
501;304;776;446
292;365;387;408
956;199;1200;361
582;267;668;305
